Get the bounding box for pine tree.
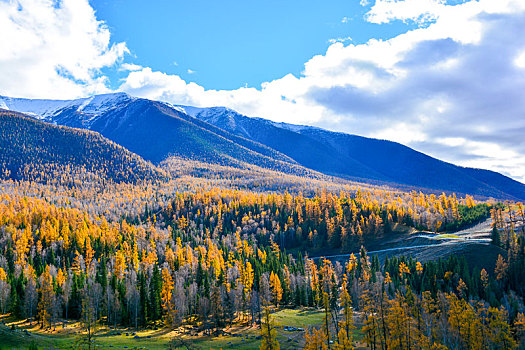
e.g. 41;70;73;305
149;264;162;321
492;226;501;247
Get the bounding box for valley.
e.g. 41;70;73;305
3;0;525;347
0;95;525;349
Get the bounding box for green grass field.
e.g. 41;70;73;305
0;308;331;350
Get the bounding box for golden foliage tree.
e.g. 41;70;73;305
161;268;176;327
260;305;280;350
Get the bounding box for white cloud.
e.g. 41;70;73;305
120;68;329;124
515;51;525;68
328;37;353;44
365;0;446;25
120;63;143;72
0;0;127;99
187;69;196;74
341;16;351;23
119;0;525;182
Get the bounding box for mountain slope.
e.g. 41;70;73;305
182;105;525;200
0;110;160;185
179;106;388;181
0;94;314;176
2;93;524;200
460;167;525;202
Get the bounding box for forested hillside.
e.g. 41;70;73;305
185;105;525;200
0;110;161;185
1;173;524;348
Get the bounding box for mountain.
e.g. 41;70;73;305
0;109;160;185
178;105;387;181
0;93;134;122
0;94;314;177
2;93;525;200
179;105;525;201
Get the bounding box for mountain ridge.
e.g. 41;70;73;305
0;95;317;177
177;100;525;200
1;93;524;200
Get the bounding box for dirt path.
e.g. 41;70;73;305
312;218;495;264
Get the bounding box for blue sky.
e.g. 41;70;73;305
93;0;414;90
1;0;525;183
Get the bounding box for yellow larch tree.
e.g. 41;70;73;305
335;275;355;350
161;267;175;327
114;249;127;280
269;271;283;308
259;304;280;350
37;265;55;329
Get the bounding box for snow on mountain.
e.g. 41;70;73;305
173;105;206;117
177;103;321;136
268;120;320;133
0;92;134;120
3;93;525;200
175;105;248;135
175;105;230;120
76;93;133;116
0;96;79;119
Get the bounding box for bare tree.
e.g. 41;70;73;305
173;275;187;326
187;282;198;323
24;276;38;325
125;271;140;329
233;284;243;323
0;279;10;324
52;295;62;330
250;290;261;326
112;290;122;329
79;278;102;350
105;280;113;328
62;273;72;328
260;273;271;306
198;293;211;333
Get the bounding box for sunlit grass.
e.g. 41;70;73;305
0;308;328;349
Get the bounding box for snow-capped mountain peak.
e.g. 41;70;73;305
175;105;233;119
0;92;134;120
175;103;319;134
